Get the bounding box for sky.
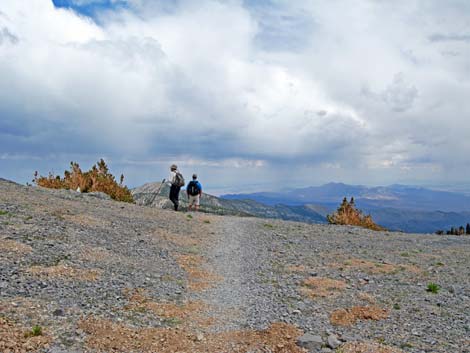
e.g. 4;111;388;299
1;0;470;194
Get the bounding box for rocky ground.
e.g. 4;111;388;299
0;178;469;353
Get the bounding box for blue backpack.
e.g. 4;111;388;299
187;181;201;196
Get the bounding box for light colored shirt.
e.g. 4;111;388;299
168;170;177;185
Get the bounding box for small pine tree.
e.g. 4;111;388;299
459;226;465;235
450;227;455;235
327;196;384;231
466;223;470;235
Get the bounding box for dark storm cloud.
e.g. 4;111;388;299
0;27;18;45
429;33;470;43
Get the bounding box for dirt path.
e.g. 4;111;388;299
194;217;252;332
190;215;292;334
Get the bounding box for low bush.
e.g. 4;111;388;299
34;159;133;203
426;283;440;294
327;197;384;231
24;325;43;338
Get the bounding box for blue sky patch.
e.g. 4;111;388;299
52;0;128;18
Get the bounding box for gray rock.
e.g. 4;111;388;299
327;334;341;349
297;333;323;350
53;308;64;316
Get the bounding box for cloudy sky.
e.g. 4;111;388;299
1;0;469;194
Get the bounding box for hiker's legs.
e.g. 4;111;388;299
188;195;199;212
193;195;200;212
169;185;180;211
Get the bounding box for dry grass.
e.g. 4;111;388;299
330;306;389;326
332;258;421;275
338;341;404;353
78;317;304;353
339;258;398;274
176;254;222;291
123;288;213;328
0;317;51;352
357;292;376;304
300;277;347;298
78;246;136;268
79;246;114;263
0;297;50;323
27;265;101;281
62;214;110;228
0;239;32;254
159;231;201;248
287;265;307;272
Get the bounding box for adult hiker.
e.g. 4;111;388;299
186;174;202;212
168;164;185;211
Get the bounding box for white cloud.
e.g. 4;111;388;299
1;0;470;190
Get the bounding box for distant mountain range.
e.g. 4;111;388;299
131;182;326;224
222;183;470;211
222;183;470;233
131;182;470;234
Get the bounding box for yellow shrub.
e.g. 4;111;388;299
34;159;133;203
327;197;384;231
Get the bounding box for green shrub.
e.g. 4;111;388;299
400;343;414;349
25;325;43;338
426;283;440;294
0;210;8;216
163;317;182;327
32;325;43;336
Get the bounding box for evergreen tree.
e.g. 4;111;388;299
350;197;355;207
326;196;383;231
466;223;470;235
450;227;455;235
459;226;465;235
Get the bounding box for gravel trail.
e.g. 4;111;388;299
197;216;250;331
195;216;322;333
194;216;278;333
